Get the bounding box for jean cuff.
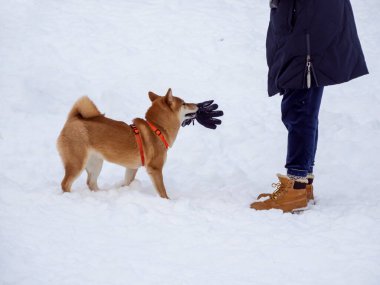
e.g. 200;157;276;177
287;168;308;178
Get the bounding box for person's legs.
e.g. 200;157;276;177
308;126;318;174
281;87;324;178
250;87;324;212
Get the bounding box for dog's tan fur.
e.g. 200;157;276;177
57;89;197;198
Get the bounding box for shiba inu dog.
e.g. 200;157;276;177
57;89;198;198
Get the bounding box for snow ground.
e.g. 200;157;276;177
1;0;380;284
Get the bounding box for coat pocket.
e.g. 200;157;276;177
270;0;296;35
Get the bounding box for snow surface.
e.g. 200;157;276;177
1;0;380;284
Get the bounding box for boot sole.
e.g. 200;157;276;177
290;205;310;214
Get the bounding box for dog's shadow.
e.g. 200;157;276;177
96;179;160;198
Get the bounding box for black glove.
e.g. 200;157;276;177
269;0;279;9
181;100;224;129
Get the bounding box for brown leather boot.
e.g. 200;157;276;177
306;174;314;202
250;174;308;213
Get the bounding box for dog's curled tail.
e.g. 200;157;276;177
67;96;102;119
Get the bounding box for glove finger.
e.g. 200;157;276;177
200;110;224;117
209;110;224;117
199;117;222;126
209;118;222;125
197;113;222;124
197;100;214;108
203;104;219;112
196;117;217;129
181;118;193;127
207;124;217;129
202;123;217;129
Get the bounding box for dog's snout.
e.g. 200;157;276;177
190;104;198;112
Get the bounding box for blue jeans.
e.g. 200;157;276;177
281;87;324;177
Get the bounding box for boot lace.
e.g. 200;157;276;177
270;182;285;200
256;181;286;200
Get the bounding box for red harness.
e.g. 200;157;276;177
130;121;169;166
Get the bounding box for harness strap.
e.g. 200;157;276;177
146;121;169;149
130;124;145;166
130;122;169;166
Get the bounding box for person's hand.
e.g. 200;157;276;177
181;100;224;129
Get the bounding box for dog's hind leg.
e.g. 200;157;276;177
58;141;87;192
123;168;138;186
61;159;86;193
85;153;103;191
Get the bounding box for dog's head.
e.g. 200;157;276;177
146;89;198;127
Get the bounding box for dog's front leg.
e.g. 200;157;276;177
123;168;138;186
146;166;169;199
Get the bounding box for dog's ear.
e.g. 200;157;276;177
148;91;160;102
165;88;173;106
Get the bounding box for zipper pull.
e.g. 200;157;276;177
306;54;312;89
306;61;311;88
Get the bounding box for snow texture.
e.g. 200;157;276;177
1;0;380;284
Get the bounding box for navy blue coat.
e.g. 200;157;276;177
266;0;368;96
